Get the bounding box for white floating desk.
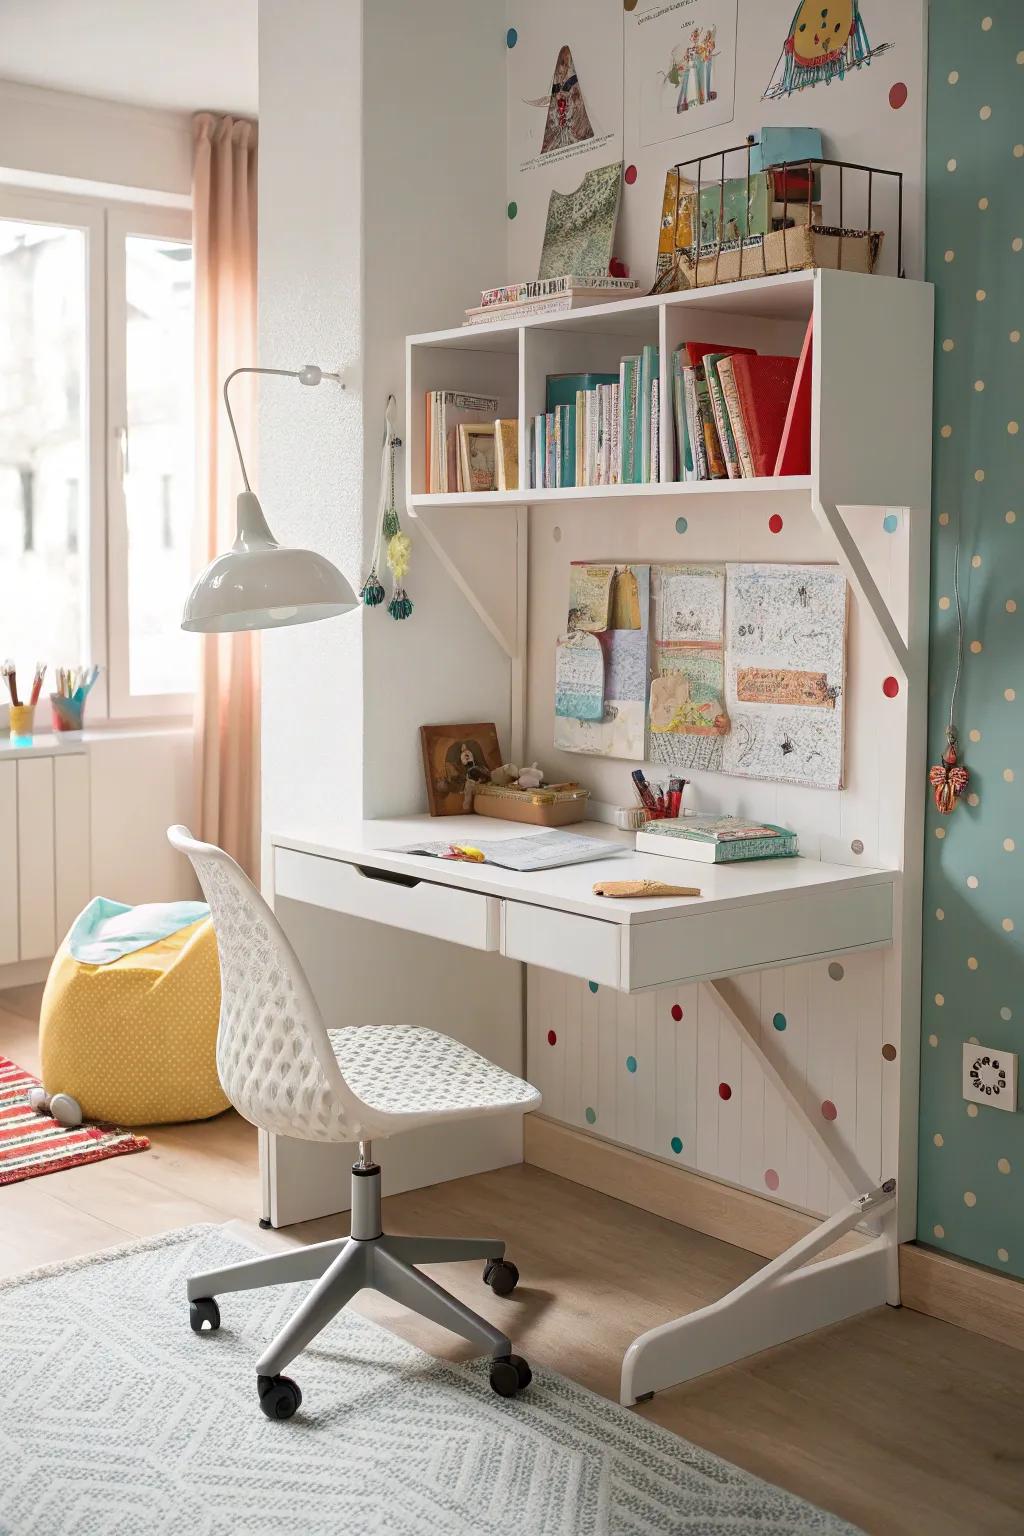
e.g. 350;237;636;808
268;816;900;1405
272;817;896;995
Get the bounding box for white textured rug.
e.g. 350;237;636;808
0;1226;859;1535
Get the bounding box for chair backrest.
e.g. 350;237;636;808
167;826;368;1142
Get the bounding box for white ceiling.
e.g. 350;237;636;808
0;0;258;116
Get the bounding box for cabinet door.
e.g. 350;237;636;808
54;753;91;938
17;757;56;961
0;762;17;967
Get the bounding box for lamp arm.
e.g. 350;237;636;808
222;364;343;493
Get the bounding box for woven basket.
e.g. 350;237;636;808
677;224;884;290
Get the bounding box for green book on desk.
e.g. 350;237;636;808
636;816;799;864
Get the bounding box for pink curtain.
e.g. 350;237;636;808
192;112;260;878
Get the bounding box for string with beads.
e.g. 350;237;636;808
929;539;969;814
360;395;413;620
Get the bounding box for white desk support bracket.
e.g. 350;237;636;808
618;977;900;1405
811;495;911;678
409;504;529;764
621;1178;897;1405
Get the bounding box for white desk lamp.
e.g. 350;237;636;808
181;364;358;633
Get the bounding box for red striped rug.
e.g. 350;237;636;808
0;1056;149;1185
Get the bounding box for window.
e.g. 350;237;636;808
0;187;197;723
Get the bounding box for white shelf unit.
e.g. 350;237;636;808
404;267;934;1404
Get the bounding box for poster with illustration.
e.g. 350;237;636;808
627;0;738;148
763;1;892;100
648;564;729;773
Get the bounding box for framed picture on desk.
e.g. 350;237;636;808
420;721;502;815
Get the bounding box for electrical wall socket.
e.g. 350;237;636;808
962;1043;1018;1111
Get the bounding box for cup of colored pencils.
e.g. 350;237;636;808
51;665;99;734
4;660;46;745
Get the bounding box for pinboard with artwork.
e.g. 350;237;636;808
553;559;847;790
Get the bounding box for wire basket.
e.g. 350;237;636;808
653;137;903;294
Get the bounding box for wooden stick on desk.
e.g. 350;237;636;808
592;879;702;899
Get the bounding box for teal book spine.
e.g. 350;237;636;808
619;356;640;484
561;403;577;487
712;836;798;863
545;411;556;488
640;344;659;482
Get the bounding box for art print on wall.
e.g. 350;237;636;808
722;564;848;790
648;563;729;773
763;0;892;100
555;563;650;761
627;0;738;149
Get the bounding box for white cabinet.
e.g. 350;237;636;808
0;747;91;973
17;757;57;960
0;762;17;967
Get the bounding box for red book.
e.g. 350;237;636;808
773;316;813;476
683;340;755;368
729;354;800;479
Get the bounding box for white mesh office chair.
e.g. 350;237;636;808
167;826;541;1419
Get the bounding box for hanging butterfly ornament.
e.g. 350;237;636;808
928;542;969;814
360;395;413;620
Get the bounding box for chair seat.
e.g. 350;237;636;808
328;1025;541;1121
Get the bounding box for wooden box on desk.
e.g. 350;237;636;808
472;783;589;827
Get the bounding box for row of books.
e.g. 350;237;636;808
531;355;661;490
424;391;519;493
671;318;812;481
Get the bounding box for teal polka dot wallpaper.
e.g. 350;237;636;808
918;1;1024;1276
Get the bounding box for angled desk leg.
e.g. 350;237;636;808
619;976;899;1405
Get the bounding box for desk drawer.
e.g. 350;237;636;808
274;848;500;951
502;901;620;988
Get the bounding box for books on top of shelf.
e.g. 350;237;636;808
426;391;499;493
636;815;799;864
479;274;640;309
671;332;810;484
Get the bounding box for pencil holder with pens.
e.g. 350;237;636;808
51;694;86;733
8;704;36;747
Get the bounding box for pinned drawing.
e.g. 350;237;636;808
649;564;729;773
627;0;737;148
524;46;596;154
723;564;847;790
763;0;892;101
555;563;650;761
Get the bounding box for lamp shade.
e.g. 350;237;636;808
182;491;358;633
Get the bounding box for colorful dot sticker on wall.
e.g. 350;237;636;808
670;1135;683;1154
625;1055;637;1073
506;26;518;48
883;675;900;697
585;1106;597;1124
773;1012;787;1031
821;1099;838;1121
588;980;599;994
768;513;784;534
883;513;899;533
670;1003;683;1022
889;81;908;109
624;164;638;186
828;962;845;981
764;1168;780;1191
882;1043;898;1061
546;1029;557;1046
718;1082;732;1101
675;516;688;534
506;201;518;220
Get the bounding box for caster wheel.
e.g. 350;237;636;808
483;1258;519;1296
49;1093;83;1128
257;1374;302;1420
26;1087;50;1114
189;1297;221;1334
489;1354;532;1398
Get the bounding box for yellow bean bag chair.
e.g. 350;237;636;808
39;917;228;1126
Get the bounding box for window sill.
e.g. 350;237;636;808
0;721;193;761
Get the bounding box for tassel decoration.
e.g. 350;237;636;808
360;394;413;622
388;589;414;621
360;570;386;607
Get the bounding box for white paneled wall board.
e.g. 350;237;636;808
0;762;18;967
54;753;91;938
16;757;57;962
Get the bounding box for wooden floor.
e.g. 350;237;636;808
4;986;1024;1535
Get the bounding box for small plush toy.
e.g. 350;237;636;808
516;763;544;790
489;763;520;787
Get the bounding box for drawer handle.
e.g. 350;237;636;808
355;864;422;889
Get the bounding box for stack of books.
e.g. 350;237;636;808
636;814;799;864
671;317;812;481
532;347;660;490
464;273;639;326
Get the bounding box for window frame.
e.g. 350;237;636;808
0;184;195;730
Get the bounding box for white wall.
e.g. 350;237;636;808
0;81;191;202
